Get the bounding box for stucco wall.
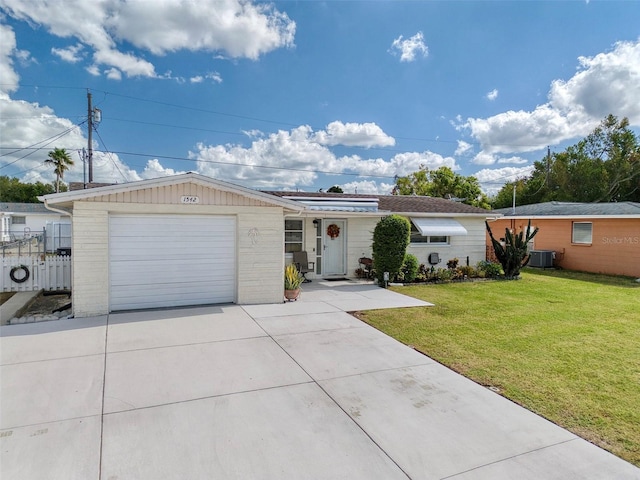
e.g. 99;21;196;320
72;200;285;317
487;218;640;277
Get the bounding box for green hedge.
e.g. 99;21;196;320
372;215;410;286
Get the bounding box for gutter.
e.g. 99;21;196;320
38;197;72;217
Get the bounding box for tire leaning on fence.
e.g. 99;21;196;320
9;265;30;283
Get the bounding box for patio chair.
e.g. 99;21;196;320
293;251;315;283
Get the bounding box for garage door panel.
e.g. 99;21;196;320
110;270;234;286
109;215;236;311
112;282;234;297
110;246;235;262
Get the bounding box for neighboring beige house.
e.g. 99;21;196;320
39;173;496;317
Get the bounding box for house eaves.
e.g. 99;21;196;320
38;173;305;212
266;191;499;218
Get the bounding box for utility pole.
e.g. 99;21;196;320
546;146;551;187
87;91;93;183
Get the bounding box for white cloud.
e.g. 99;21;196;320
486;89;499;101
104;67;122;81
86;64;100;76
190;72;222;84
189;125;458;189
474;166;535;196
207;72;223;83
461;39;640;157
140;159;186;179
0;0;296;79
389;32;428;62
497;156;528;165
339;180;396;195
0;23;19;93
51;43;84;63
471;151;497;165
313;121;395;148
455;140;473;156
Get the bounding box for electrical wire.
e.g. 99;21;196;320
92;128;129;182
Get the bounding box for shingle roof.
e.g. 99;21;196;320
494;201;640;217
0;202;54;214
263;191;492;215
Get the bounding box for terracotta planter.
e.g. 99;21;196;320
284;289;300;301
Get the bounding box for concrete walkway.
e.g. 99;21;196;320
1;281;638;479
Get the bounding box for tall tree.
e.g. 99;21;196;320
44;148;74;193
327;185;344;193
492;115;640;208
0;176;57;202
394;166;490;209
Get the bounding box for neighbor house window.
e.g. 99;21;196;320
285;219;303;253
572;222;592;244
11;216;26;225
410;223;449;245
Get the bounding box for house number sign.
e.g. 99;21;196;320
180;196;200;204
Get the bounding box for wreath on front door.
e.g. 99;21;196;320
327;223;340;239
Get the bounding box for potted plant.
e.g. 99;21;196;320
284;263;304;301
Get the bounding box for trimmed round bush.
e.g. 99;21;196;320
372;215;410;286
401;253;419;282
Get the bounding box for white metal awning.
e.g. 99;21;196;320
411;217;468;236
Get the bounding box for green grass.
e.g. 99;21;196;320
359;269;640;466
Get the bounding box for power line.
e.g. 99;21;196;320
92;128;129;182
6;83;560;150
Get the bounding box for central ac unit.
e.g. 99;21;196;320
529;250;554;268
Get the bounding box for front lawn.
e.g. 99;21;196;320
359;269;640;466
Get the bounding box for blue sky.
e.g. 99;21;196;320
1;1;639;196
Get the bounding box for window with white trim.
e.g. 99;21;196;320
410;223;449;244
285;219;303;253
11;216;26;225
572;222;592;244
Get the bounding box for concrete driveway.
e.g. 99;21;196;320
1;281;638;479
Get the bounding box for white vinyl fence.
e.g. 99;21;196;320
1;255;71;292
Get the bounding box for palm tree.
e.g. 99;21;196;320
45;148;74;193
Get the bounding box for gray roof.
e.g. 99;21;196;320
0;202;53;214
494;201;640;217
264;191;492;215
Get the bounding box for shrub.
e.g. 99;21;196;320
433;268;453;282
446;257;459;270
459;265;477;278
372;215;410;286
477;260;501;278
486;219;539;279
400;253;419;283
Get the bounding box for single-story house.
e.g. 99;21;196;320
1;202;71;248
39;173;496;317
489;201;640;277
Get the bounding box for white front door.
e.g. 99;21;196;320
323;219;346;276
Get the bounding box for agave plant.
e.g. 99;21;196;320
284;263;304;290
486;219;539;279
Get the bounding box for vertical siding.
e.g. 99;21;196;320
236;209;285;304
85;183;271;207
487;218;640;277
346;217;379;277
72;204;109;317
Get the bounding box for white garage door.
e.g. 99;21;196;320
109;214;236;311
